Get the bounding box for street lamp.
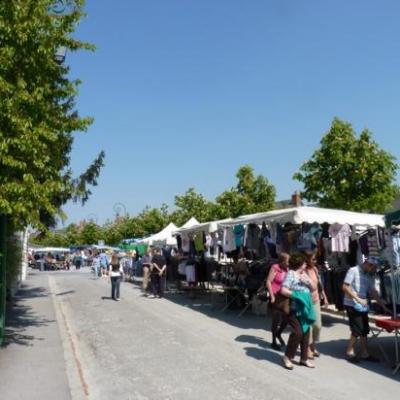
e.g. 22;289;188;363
49;1;76;63
113;203;127;219
86;214;98;224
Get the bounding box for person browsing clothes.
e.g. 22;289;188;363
342;256;390;363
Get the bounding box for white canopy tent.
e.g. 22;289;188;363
178;217;200;230
175;218;234;235
219;206;385;228
30;247;71;253
140;222;178;246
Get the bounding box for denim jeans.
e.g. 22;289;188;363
111;276;121;299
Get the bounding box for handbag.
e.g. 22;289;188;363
257;285;269;302
273;293;290;315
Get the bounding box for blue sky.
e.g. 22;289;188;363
63;0;400;225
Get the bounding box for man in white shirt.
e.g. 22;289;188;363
342;257;390;363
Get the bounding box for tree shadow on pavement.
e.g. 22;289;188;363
2;287;55;348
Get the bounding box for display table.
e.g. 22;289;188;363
371;316;400;375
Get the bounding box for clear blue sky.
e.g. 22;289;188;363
63;0;400;225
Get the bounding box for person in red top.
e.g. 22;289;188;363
266;253;290;350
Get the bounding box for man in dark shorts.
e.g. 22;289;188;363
342;257;390;363
149;248;166;298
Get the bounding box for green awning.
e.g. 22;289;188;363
385;209;400;228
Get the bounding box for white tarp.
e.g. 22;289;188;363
179;217;200;229
175;218;234;234
140;222;178;246
31;247;71;253
220;206;385;228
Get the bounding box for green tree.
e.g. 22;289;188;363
216;165;276;218
79;221;101;245
293;118;398;213
172;188;215;226
0;0;104;230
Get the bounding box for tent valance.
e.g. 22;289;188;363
385;209;400;228
219;206;385;228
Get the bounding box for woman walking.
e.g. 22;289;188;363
109;253;123;301
266;253;290;350
304;250;327;359
280;253;317;370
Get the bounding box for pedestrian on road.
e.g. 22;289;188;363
149;248;166;298
99;251;109;277
141;248;153;295
304;250;327;359
266;252;289;350
342;257;390;363
280;253;317;370
109;253;123;301
92;251;101;279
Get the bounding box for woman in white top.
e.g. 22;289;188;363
109;253;123;301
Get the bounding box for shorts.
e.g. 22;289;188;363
345;306;370;337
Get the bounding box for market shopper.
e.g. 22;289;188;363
109;253;123;301
266;252;290;350
342;257;391;363
141;248;153;295
280;253;317;370
149;248;166;298
99;251;109;277
304;250;327;359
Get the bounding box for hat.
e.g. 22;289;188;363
365;256;381;267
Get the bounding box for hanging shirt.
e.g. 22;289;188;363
246;224;261;250
181;233;190;253
233;225;245;248
223;228;236;253
194;233;205;252
367;230;380;257
329;223;351;252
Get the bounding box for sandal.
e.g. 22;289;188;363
282;357;294;370
313;350;320;358
300;360;315;368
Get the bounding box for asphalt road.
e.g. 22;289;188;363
12;269;400;400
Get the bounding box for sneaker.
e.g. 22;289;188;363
148;294;156;299
115;298;121;301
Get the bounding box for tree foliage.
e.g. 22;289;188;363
0;0;104;229
32;166;277;247
216;165;276;218
293;118;398;213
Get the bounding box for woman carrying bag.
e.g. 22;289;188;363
266;253;290;350
280;253;317;370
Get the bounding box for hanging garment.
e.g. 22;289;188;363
194;232;205;252
233;225;245;248
246;224;261;251
329;223;351;253
181;233;190;253
223;228;236;253
185;264;196;283
392;232;400;267
367;230;380;257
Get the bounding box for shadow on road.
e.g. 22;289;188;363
2;286;55;348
